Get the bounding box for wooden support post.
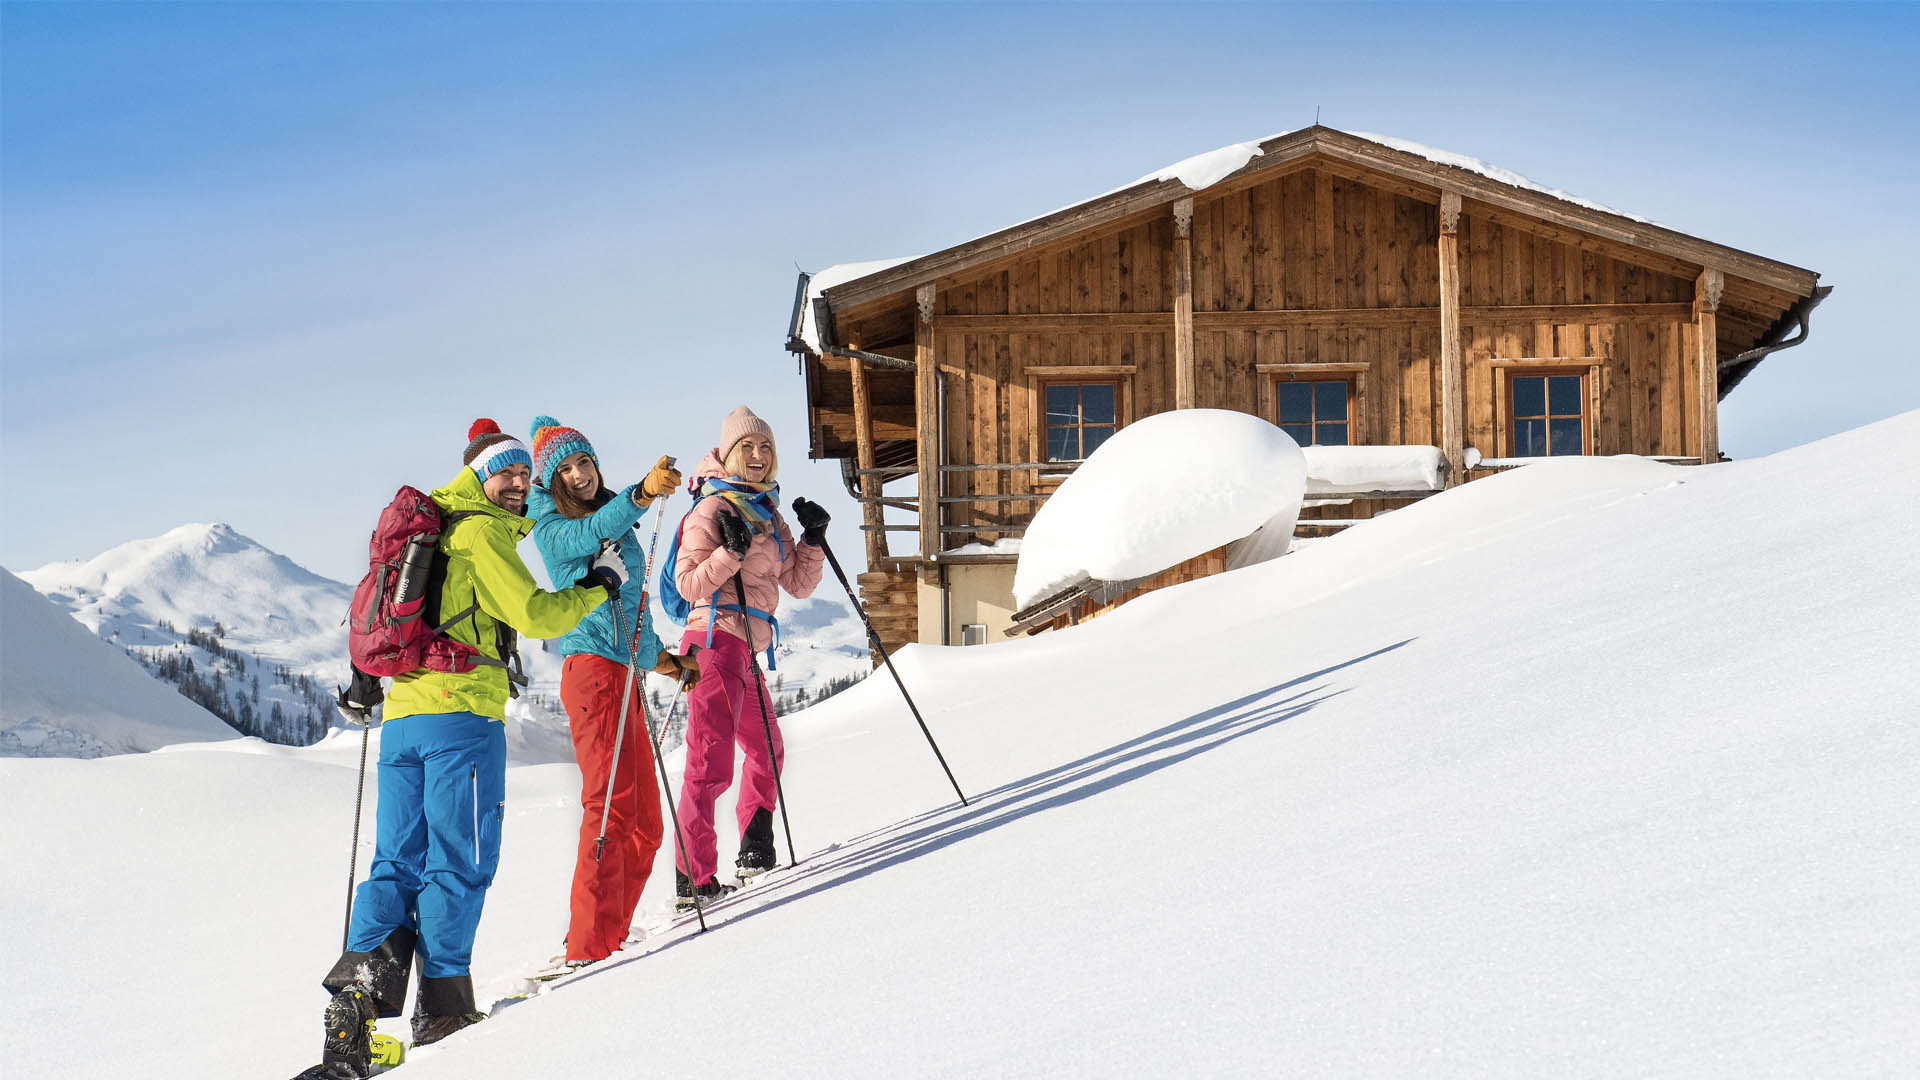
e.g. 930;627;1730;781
915;283;939;563
847;346;886;565
1438;191;1465;483
1171;197;1196;409
1695;267;1723;464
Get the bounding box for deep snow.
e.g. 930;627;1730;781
3;412;1917;1078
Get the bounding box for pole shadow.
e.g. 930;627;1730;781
560;637;1415;971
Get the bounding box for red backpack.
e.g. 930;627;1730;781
346;486;492;678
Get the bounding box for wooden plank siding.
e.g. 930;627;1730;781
822;164;1792;555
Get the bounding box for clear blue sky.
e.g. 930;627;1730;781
4;2;1916;584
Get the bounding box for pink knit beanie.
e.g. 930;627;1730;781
719;405;775;462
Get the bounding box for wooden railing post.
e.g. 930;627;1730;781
915;283;939;562
1695;268;1723;464
1438;190;1465;483
847;345;886;565
1173;197;1196;410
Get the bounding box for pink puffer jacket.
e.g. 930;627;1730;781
674;449;824;648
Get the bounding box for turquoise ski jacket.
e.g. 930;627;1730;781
528;484;666;668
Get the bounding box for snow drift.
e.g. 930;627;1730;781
1012;409;1306;608
4;411;1916;1079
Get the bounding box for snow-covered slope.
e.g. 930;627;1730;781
0;568;239;756
5;413;1916;1079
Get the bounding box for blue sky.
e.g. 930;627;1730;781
4;2;1916;584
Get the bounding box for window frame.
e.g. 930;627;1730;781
1493;357;1602;459
1025;366;1135;480
1257;362;1370;446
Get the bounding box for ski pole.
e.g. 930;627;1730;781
343;719;371;951
734;570;798;867
594;590;640;863
593;498;672;861
814;533;967;806
645;671;707;930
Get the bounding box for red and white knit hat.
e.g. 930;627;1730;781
462;418;533;481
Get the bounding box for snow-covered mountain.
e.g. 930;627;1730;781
1;568;240;756
15;412;1909;1077
17;521;874;757
20;523;357;747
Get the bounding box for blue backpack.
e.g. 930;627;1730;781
657;495;782;670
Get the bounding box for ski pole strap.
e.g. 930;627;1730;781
697;593;780;670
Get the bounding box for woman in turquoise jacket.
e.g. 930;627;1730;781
526;415;699;968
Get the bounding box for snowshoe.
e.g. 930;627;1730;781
529;954;599;982
411;1010;483;1047
319;987;378;1077
675;870;736;912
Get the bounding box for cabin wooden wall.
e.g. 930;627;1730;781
893;166;1709;546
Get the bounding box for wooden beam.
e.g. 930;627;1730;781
1439;191;1465;483
1173;197;1195;409
1696;268;1723;462
847;349;887;565
915;283;939;561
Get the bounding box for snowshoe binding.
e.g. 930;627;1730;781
675;870;737;912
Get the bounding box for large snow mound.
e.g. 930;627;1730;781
1;568;239;756
1012;409;1306;609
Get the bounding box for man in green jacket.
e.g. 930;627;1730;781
309;419;618;1079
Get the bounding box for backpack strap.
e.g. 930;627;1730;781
428;510;527;691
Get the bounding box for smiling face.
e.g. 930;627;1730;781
727;435;776;484
553;452;600;503
482;463;532;515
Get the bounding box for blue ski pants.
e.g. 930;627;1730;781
346;711;507;979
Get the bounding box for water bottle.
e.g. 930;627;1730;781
394;536;437;605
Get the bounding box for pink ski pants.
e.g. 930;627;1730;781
674;628;783;884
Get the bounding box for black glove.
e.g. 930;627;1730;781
792;497;830;547
791;495;829;545
336;665;384;726
717;510;752;559
575;565;622;600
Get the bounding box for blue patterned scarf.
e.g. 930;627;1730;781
699;477;780;537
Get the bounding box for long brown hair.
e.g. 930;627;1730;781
546;477;606;520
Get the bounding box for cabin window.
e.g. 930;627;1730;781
1275;378;1350;447
1042;380;1119;461
1509;372;1587;457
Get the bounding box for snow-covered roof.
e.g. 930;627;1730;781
798;126;1821;335
794;256;919;354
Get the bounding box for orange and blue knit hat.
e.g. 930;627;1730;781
528;415;596;489
463;418;532;482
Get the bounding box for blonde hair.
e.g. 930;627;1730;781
724;440;778;483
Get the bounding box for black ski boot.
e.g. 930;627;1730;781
411;974;485;1047
675;870;737;912
735;807;777;879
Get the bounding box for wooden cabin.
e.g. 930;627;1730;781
786;126;1829;656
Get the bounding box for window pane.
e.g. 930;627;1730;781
1081;425;1115;457
1548;375;1582;417
1277;382;1312;423
1516;418;1547;457
1513;376;1546;418
1317;381;1349;421
1080;383;1115;425
1549;418;1583;456
1280;422;1311;446
1318;422;1349;447
1045;426;1075;462
1045;385;1080;426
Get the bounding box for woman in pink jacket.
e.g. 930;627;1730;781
671;405;827;908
